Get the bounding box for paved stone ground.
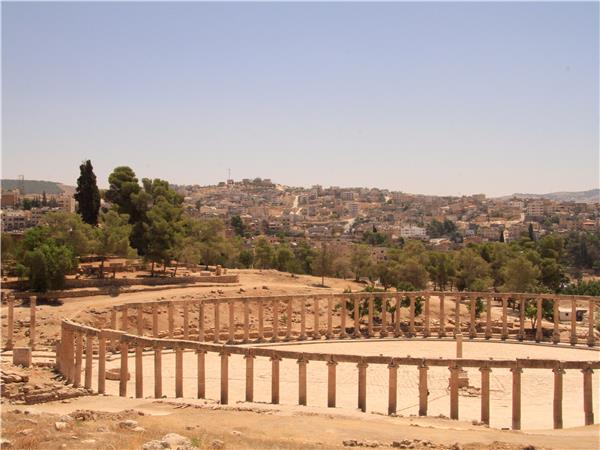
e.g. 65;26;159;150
102;339;599;431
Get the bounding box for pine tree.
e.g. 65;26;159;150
74;160;101;226
528;223;536;241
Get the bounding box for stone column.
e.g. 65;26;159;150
409;295;416;336
64;328;75;384
552;298;560;344
353;297;361;338
418;361;429;416
518;297;526;341
135;342;144;398
98;331;107;394
535;297;543;342
243;299;250;343
6;296;14;350
357;360;368;412
197;349;206;399
394;294;402;337
326;296;334;339
29;296;36;350
119;339;128;397
183;302;190;340
510;365;522;430
439;294;446;338
327;357;337;408
137;306;144;336
152;305;159;337
166;303;174;338
587;298;595;347
479;365;491;425
449;363;460;420
340;297;348;339
379;297;388;338
299;298;307;340
257;300;264;342
553;363;564;429
175;346;183;398
271;298;279;342
286;298;293;341
154;344;162;398
501;297;508;340
424;295;431;338
388;360;398;415
582;366;594;425
84;333;94;390
570;296;577;345
313;297;320;340
198;302;205;342
453;295;460;337
245;351;255;402
110;309;117;349
220;349;230;404
485;296;492;340
271;355;281;404
228;300;236;344
367;296;374;338
214;301;221;343
469;297;476;339
74;331;84;388
298;355;308;406
121;306;128;333
456;333;463;358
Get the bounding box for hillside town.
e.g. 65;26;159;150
177;179;599;246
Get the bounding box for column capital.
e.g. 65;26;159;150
327;355;338;366
270;353;283;362
581;365;594;375
479;363;492;373
418;359;429;370
448;361;461;372
152;342;163;350
357;358;368;369
196;348;207;355
387;358;398;369
510;365;523;374
296;354;309;365
218;347;231;357
244;349;256;360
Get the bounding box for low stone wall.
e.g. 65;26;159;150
3;274;239;291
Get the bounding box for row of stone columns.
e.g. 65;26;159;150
58;321;596;429
111;294;597;348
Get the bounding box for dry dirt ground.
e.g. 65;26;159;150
2;270;600;449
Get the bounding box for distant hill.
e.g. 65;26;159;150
1;179;73;195
498;189;599;204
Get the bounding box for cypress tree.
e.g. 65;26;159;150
74;160;101;226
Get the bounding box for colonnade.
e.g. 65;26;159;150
50;291;600;430
108;292;598;347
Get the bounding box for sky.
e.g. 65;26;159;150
2;1;598;197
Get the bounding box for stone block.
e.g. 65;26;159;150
13;347;32;367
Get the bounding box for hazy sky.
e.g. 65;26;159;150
2;2;598;196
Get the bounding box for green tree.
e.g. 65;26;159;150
454;249;491;291
397;258;429;290
39;212;96;257
74;160;101;226
93;210;136;277
238;249;254;268
350;244;373;281
230;215;246;237
145;199;184;276
427;252;455;290
501;255;540;292
24;240;74;292
274;245;294;272
254;237;273;270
